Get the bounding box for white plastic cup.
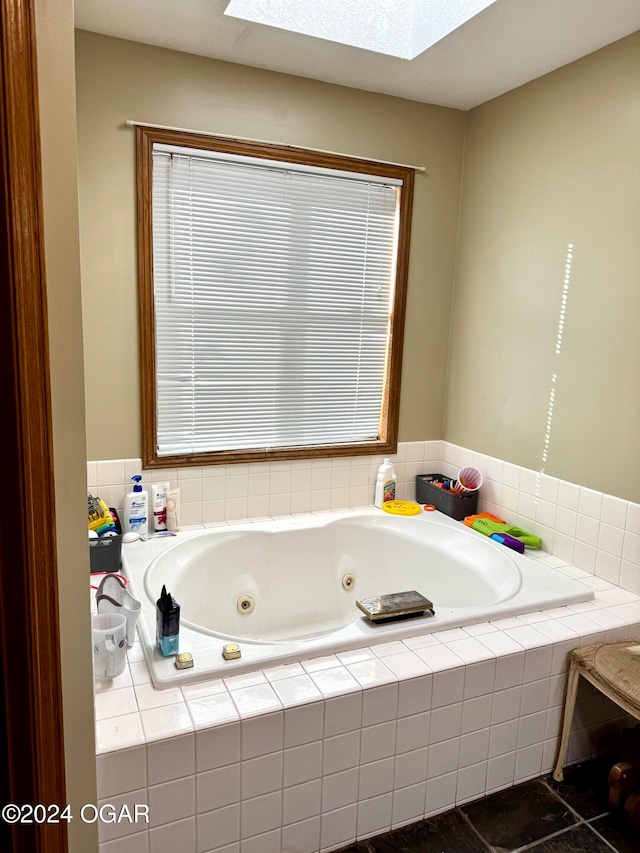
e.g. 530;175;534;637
453;466;483;494
96;575;141;648
92;612;127;680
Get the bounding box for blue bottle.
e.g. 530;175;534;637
156;584;180;656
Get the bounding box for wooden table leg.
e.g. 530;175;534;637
553;662;581;782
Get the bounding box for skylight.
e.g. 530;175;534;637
224;0;498;60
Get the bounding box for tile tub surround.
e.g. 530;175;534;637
93;568;640;853
89;443;640;849
86;443;441;529
88;440;640;594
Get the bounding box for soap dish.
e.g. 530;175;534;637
356;590;435;624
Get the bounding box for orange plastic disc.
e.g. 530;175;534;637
423;504;436;511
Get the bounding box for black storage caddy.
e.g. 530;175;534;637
89;506;123;573
89;535;123;573
416;474;478;521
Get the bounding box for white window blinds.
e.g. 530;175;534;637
151;144;401;457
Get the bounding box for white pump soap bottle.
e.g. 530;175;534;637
374;458;397;508
123;475;149;536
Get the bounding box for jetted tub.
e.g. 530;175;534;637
122;509;594;688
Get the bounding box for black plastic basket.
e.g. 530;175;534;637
416;474;478;521
89;534;123;574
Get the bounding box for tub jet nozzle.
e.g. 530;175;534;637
237;595;255;614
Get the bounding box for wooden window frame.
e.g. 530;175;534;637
136;126;414;470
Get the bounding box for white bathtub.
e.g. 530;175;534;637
122;509;593;688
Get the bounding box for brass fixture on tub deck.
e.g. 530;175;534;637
222;643;241;660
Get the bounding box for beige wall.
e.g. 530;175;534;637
75;30;466;460
76;30;640;502
36;2;98;850
446;32;640;502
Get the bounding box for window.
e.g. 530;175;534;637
136;126;414;468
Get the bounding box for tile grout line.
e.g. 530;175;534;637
544;783;612;831
542;768;619;853
586;818;628;853
461;777;586;853
540;775;608;826
585;810;615;824
457;807;495;852
523;777;620;853
538;776;593;836
512;822;587;853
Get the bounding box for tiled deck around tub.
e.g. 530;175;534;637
92;539;640;853
338;755;640;852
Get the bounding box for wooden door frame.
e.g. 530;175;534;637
0;1;68;850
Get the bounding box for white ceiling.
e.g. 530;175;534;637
75;0;640;110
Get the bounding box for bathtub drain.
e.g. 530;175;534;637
342;574;355;591
237;595;255;614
